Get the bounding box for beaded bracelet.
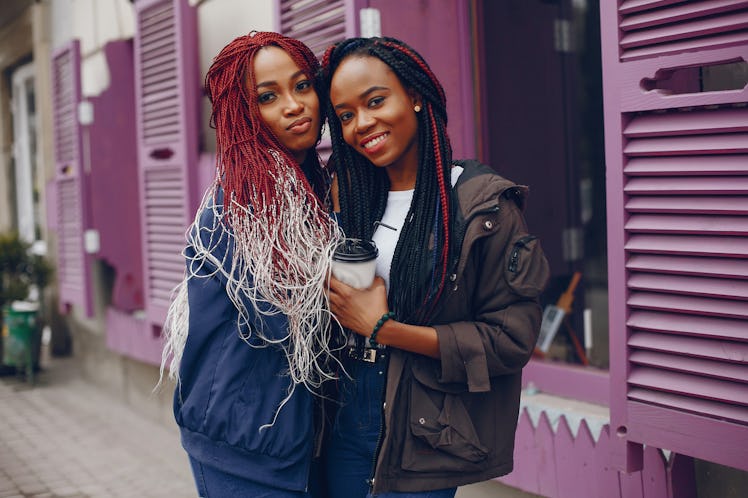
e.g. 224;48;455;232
369;311;395;348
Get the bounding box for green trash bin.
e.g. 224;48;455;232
2;301;39;383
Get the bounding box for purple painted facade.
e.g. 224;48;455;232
275;0;364;56
79;38;154;360
87;40;144;313
106;307;160;365
522;360;609;406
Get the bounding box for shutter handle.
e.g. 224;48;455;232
149;148;174;160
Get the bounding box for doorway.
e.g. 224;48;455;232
476;0;608;367
10;61;42;247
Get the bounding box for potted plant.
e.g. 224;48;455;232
0;232;53;377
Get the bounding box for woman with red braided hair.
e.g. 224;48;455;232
159;31;341;497
320;37;550;497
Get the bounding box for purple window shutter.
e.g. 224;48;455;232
134;0;199;330
276;0;359;57
602;1;748;473
51;40;94;317
276;0;361;161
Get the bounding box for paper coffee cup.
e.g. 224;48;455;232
332;239;378;289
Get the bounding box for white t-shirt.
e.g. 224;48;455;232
372;166;464;292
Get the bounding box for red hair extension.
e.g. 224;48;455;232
427;103;450;310
380;40;446;107
161;33;345;395
205;31;324;227
321;44;334;77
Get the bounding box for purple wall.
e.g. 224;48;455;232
502;411;698;498
106;307;161;365
88;40;144;313
523;359;609;406
368;0;476;159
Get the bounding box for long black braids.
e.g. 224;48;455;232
320;37;453;325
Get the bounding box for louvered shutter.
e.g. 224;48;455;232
134;0;199;329
602;1;748;472
51;40;93;317
276;0;361;161
276;0;359;58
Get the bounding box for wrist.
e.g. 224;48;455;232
369;311;395;348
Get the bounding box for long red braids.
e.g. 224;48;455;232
162;32;343;404
205;31;327;222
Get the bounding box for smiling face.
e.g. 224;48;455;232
330;55;421;188
251;45;320;164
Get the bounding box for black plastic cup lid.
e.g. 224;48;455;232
333;238;378;262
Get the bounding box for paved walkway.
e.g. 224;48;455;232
0;357;195;498
0;357;537;498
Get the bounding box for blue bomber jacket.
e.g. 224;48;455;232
173;191;315;492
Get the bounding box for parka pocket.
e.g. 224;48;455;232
401;373;489;473
504;233;550;298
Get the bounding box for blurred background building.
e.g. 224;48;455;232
0;1;746;496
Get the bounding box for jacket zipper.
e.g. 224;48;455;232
508;235;538;273
367;353;390;492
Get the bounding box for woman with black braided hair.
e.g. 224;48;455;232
321;37;550;497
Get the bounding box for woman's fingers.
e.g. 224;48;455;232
327;276;389;334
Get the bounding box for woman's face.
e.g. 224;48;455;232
329;55;420;177
251;45;320;164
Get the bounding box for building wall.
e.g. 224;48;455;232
0;7;34;232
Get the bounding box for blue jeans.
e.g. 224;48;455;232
325;351;456;498
189;457;317;498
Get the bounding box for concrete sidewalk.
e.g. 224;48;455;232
0;357;195;498
0;356;538;498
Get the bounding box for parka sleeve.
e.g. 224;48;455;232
433;195;549;391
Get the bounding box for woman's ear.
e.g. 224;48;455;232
408;89;422;111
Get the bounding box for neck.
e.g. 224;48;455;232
386;168;417;191
386;142;419;191
294;149;308;165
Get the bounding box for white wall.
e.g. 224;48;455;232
49;0;135;97
196;0;274;80
196;0;275;153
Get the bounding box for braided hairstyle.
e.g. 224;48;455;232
162;32;344;401
320;37;453;325
206;30;328;214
